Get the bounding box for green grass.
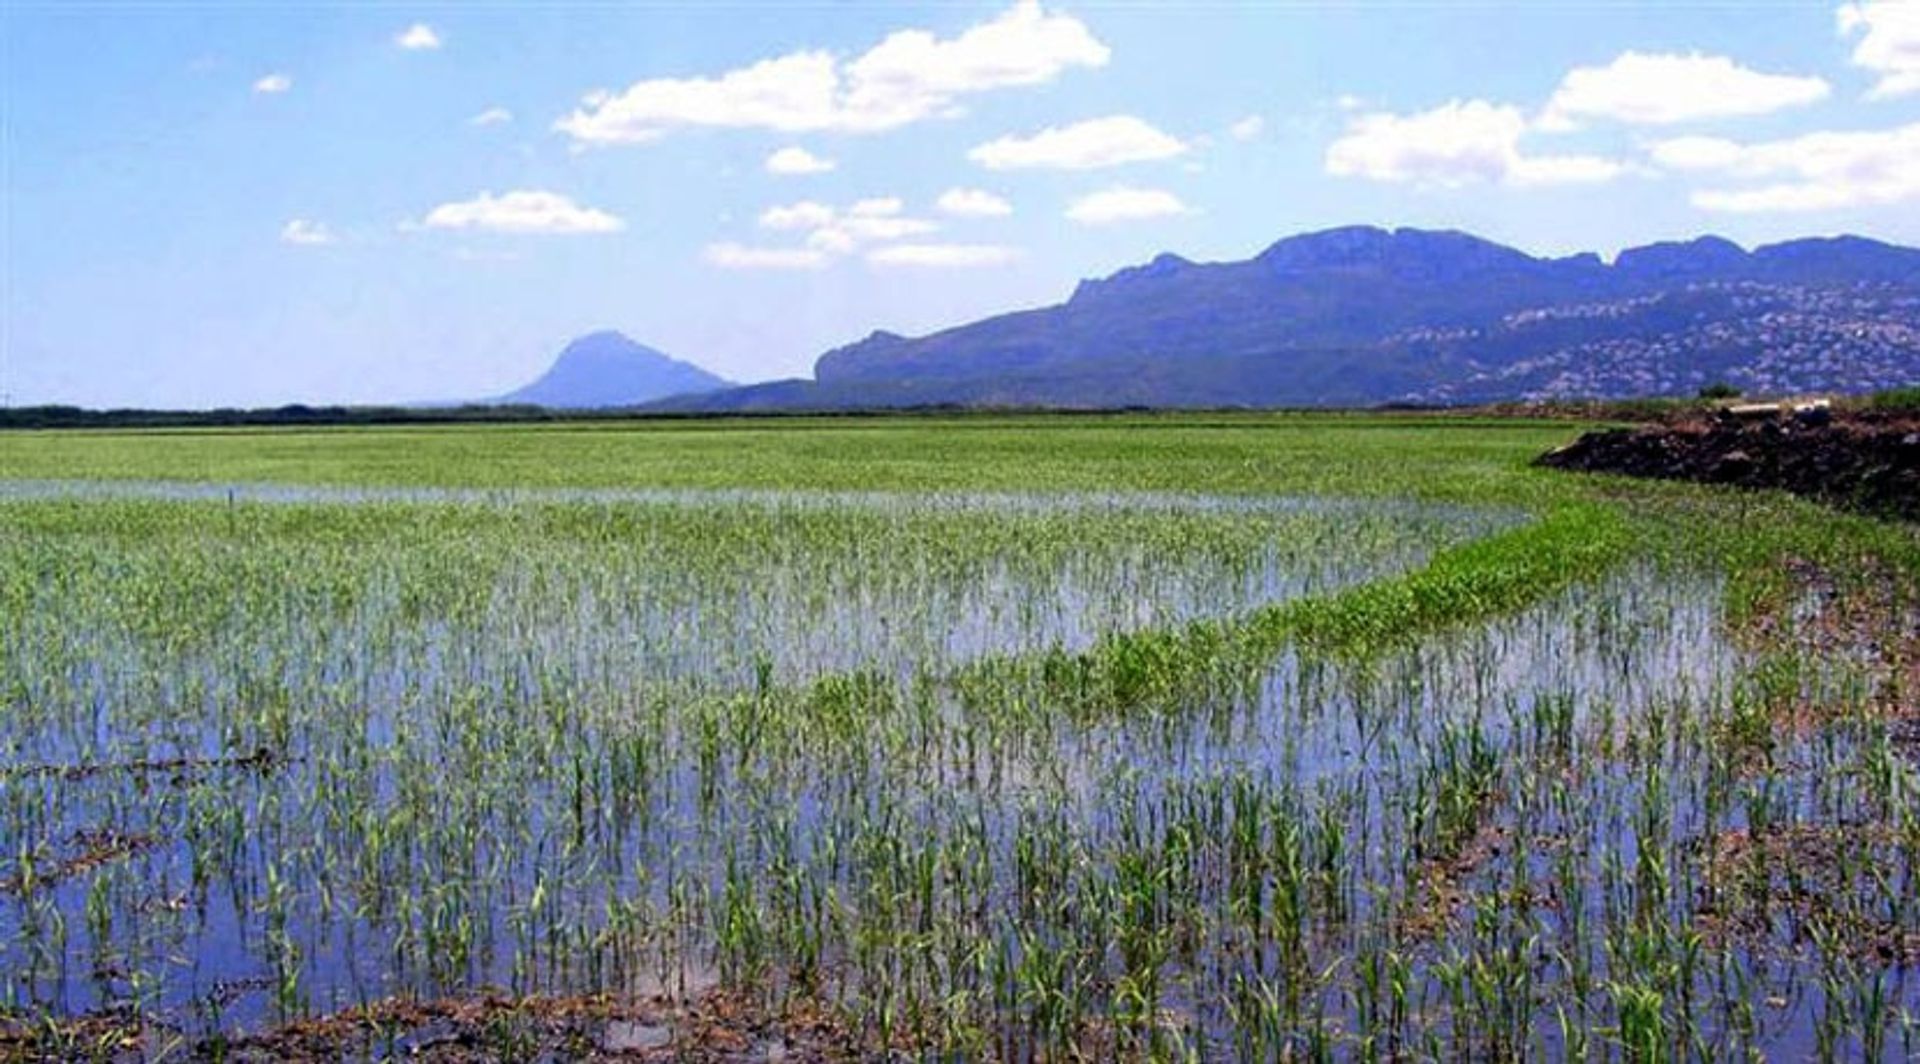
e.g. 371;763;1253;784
0;413;1582;499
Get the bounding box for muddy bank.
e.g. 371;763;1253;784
1538;411;1920;521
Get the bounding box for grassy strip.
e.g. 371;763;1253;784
1267;501;1631;653
954;502;1634;716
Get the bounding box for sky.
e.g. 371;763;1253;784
5;1;1920;408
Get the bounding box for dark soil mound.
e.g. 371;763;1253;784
1538;411;1920;521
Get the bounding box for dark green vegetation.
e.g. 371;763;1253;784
664;227;1920;411
1870;386;1920;413
2;413;1919;1060
0;403;588;431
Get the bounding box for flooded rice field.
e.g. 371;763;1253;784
1;485;1915;1059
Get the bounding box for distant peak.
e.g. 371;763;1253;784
1257;225;1537;276
1756;233;1907;258
488;330;728;409
1256;225;1390;261
1626;234;1747;256
558;329;644;354
571;328;631;343
1614;235;1751;277
1069;251;1197;303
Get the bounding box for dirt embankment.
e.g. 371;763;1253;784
1538;410;1920;521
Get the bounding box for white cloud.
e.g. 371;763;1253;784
1325;100;1624;187
1538;51;1829;129
1510;155;1629;185
252;73;292;94
1651;120;1920;212
280;219;335;246
757;197;938;255
759;201;837;230
469;107;513;127
765;145;835;174
1839;2;1920;99
936;187;1013;217
1228;114;1265;141
1064;186;1191;225
867;243;1020;267
557;53;838;145
1646;135;1748;172
556;1;1107;145
395;23;442;51
838;0;1109;125
836;216;937;241
807;228;858;255
704;242;830;269
969;115;1187;170
419;190;624;234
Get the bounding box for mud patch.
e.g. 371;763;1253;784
1693;823;1920;964
1;746;291;784
1538;411;1920;520
1399;820;1517;940
70;990;861;1063
1;829;160;894
1733;556;1919;745
0;1008;154;1064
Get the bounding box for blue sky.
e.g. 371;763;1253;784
5;1;1919;407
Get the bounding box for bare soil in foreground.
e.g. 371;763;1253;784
1538;410;1920;521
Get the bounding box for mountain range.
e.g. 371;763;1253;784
495;226;1920;413
646;226;1920;411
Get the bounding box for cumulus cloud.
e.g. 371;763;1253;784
765;146;835;174
280;219;335;245
1064;186;1191;225
1650;120;1920;212
738;196;943;266
1325;100;1624;187
556;1;1108;145
704;242;829;269
253;73;292;94
1228;114;1265;141
936;187;1013;217
764;197;935;242
1538;51;1829;129
807;228;858;255
1839;2;1920;99
419;190;624;234
469;107;513;127
759;201;838;230
833;216;939;241
395;23;442;51
969;115;1187;170
1646;135;1749;172
867;243;1020;267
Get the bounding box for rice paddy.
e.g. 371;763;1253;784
2;413;1918;1061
